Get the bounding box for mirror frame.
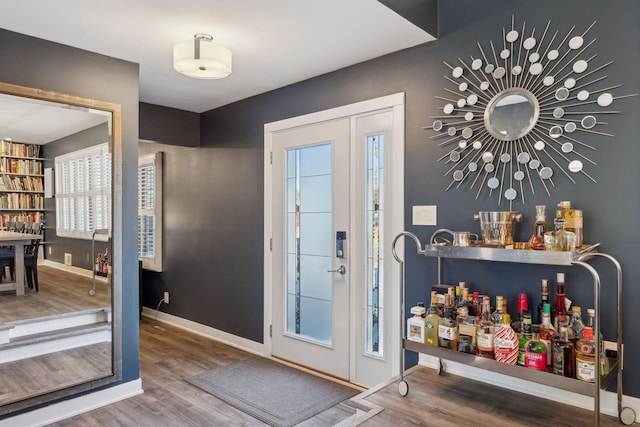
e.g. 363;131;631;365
0;81;122;416
483;88;539;141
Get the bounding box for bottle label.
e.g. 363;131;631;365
576;358;595;382
553;348;566;375
407;323;423;342
477;332;494;350
438;324;458;341
458;323;476;336
525;351;547;370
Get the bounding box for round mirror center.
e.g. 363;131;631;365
484;89;539;141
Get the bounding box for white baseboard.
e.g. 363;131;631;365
0;378;143;427
142;307;265;356
41;259;109;283
419;354;639;423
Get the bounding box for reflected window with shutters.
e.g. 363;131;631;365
138;152;163;272
55;143;111;239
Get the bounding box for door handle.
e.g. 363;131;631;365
327;265;347;275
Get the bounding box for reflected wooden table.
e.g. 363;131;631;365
0;231;42;296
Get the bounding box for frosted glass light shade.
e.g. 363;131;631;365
173;35;232;79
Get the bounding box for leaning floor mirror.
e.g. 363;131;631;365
0;82;122;416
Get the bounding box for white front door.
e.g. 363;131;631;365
270;118;351;379
265;94;405;387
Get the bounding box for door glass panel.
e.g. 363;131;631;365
365;134;384;356
286;144;333;345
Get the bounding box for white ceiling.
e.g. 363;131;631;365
0;0;434;114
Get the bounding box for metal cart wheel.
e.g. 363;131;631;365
619;407;636;426
398;380;409;397
88;288;96;296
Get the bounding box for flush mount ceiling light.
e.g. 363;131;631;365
173;33;232;79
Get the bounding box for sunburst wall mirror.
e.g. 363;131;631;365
428;16;636;208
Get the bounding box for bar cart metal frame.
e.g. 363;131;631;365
392;231;635;426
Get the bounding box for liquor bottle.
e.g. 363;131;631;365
539;304;557;369
476;296;495;359
576;326;596;382
567;306;585;345
554;273;570;330
457;304;477;355
553;326;576;378
457;287;471;318
557;200;583;248
494;313;519;364
491;295;504;325
471;292;481;317
416;301;426;318
518;312;532;366
528;205;549;250
585;308;610;376
424;294;440;346
438;294;458;350
536;279;552;326
525;325;548;371
407;305;427;343
513;292;529;333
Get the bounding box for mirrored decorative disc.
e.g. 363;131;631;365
577;90;590;101
480;81;490;91
506;30;519;42
549;126;563;138
569;36;584;49
457;98;466;108
514;170;525;181
482;151;494;162
564;122;577;133
548;50;559;60
523;37;536;50
448;127;457;136
500;49;510;59
443;104;454;114
484;163;495;173
543;76;555;86
561;142;574;153
433;120;443;131
529;63;543;75
453;170;464;181
450;151;461;162
534;140;545;151
459;140;468;149
459;82;468;91
467;94;478;105
465;112;474;121
472;58;483;70
452;66;463;78
539;166;553;179
488;177;500;189
484;64;495;74
517;152;530;163
573;60;588;73
555;87;570;100
568;160;584;172
581;115;597;129
468;162;478;171
564;78;576;89
500;153;511;163
553;107;565;118
597;93;613;107
504;188;517;200
512;65;522;75
462;127;473;139
529;159;541;169
473;140;483;149
493;67;506;79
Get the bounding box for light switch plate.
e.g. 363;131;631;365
412;205;437;226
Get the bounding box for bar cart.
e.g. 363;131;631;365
392;231;635;426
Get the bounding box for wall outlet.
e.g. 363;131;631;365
48;246;52;255
163;291;169;304
604;340;622;361
64;253;72;265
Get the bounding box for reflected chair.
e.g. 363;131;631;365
0;222;44;289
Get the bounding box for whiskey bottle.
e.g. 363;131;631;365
567;306;585;345
554;273;570;330
576;326;596;382
438;294;458;350
536;279;551;325
457;303;477;355
553;326;576;378
491;295;504;325
407;305;427;343
525;325;548;371
424;294;440;346
476;296;495;359
539;304;558;369
494;314;519;364
528;205;549;250
517;312;532;366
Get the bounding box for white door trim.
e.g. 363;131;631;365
264;93;405;381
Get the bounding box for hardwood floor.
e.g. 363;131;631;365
0;264;110;325
46;317;630;426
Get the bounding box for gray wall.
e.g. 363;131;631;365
0;27;141;388
142;0;640;396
